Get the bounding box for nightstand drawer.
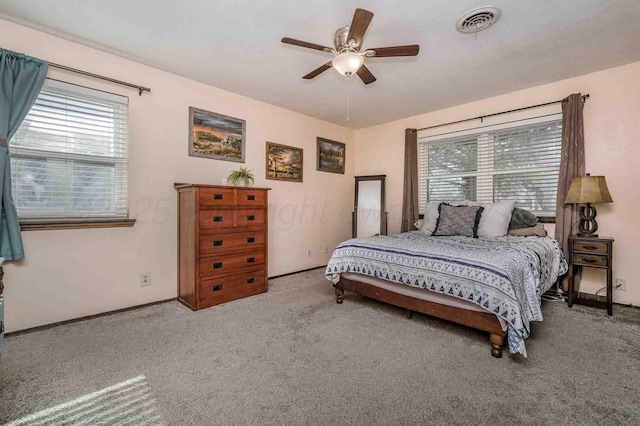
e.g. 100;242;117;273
573;253;608;267
573;241;608;254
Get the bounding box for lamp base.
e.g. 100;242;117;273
576;233;598;238
577;203;599;237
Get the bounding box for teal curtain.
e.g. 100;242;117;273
0;48;48;260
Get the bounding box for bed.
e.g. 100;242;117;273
325;231;567;358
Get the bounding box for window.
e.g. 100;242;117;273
418;115;562;216
10;80;129;223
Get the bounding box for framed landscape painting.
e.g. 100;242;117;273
266;142;303;182
189;107;245;162
316;137;345;174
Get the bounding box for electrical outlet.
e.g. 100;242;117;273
306;250;312;258
325;246;329;255
615;278;627;292
140;272;151;287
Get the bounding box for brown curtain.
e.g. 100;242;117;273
555;93;586;288
401;128;419;232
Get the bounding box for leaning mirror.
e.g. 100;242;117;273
353;175;387;238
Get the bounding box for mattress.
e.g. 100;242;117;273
340;272;487;313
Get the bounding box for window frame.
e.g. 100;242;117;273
11;79;134;230
418;114;562;220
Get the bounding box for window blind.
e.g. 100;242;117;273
418;115;562;216
10;79;129;220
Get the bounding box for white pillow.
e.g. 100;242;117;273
418;203;440;235
414;219;424;230
466;200;516;238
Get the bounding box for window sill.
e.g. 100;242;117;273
418;213;556;224
20;219;136;231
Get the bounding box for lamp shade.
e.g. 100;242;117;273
332;52;364;76
564;175;613;204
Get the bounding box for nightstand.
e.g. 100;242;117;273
567;235;614;315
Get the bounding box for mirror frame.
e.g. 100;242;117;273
353;175;387;238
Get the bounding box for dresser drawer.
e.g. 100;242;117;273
236;189;267;207
573;253;608;268
199;210;235;229
199;269;267;308
199;251;265;278
237;209;265;227
199;188;236;206
573;241;608;254
199;231;265;255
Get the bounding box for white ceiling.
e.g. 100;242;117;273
1;0;639;129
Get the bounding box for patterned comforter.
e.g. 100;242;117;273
325;232;567;356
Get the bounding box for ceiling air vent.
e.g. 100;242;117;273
456;6;501;34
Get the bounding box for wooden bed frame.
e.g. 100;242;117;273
334;275;506;358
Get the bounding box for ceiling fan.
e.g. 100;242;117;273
281;8;419;85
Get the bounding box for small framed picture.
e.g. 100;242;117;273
316;137;345;174
266;142;303;182
189;107;246;162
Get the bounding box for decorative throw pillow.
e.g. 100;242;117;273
466;200;516;238
419;201;466;235
508;223;547;237
509;208;539;230
414;219;424;230
433;203;484;238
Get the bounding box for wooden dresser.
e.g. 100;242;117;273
175;183;270;310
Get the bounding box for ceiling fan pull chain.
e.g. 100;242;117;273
346;75;351;122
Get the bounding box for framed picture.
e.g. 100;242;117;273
189;107;246;162
266;142;303;182
316;137;345;174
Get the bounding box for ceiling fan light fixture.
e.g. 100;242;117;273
332;52;364;76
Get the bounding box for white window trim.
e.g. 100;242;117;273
12;79;134;229
420;114;562;143
418;113;563;216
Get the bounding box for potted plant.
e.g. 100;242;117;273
227;167;255;186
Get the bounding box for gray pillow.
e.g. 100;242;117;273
509;207;539;230
433;203;484;238
508;223;547;237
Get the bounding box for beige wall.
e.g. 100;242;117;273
355;61;640;305
1;20;355;332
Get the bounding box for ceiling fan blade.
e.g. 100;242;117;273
281;37;333;52
356;65;376;85
368;45;420;57
347;8;374;47
303;62;333;79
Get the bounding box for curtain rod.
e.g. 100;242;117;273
48;62;151;96
414;94;589;133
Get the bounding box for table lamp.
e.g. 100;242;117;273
564;173;613;237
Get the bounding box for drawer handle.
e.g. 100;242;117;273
213;284;223;291
213;262;223;269
213;240;223;246
246;215;255;221
247;237;255;243
583;245;598;250
213;216;223;222
247;195;255;201
582;258;597;264
213;194;223;200
247;277;256;284
247;257;255;263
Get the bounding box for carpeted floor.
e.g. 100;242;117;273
1;269;640;425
